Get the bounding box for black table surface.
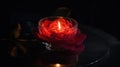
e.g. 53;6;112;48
0;24;120;67
78;24;120;67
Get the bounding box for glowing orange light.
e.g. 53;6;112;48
50;63;65;67
55;63;61;67
49;17;73;33
58;21;61;30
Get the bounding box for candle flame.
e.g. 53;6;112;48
58;21;61;30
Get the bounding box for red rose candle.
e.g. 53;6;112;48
37;16;86;55
38;16;77;41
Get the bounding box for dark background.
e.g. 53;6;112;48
0;0;118;38
0;0;119;67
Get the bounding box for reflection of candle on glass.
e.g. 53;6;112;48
55;63;61;67
50;63;65;67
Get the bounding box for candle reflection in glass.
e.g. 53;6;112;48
50;63;65;67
